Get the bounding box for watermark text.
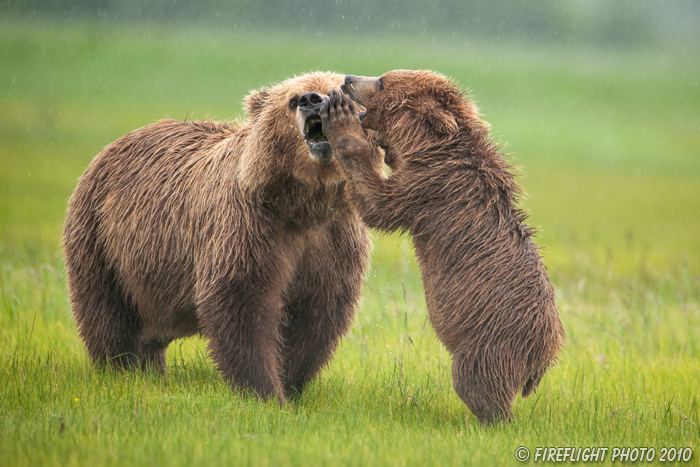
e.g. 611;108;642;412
514;446;693;463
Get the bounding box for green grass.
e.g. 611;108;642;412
1;19;699;466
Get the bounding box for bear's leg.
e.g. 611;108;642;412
280;222;369;398
197;287;286;405
321;89;404;231
68;263;142;369
280;292;358;398
137;336;172;371
451;352;517;424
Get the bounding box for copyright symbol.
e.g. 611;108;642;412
515;446;530;462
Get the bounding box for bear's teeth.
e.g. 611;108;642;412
304;116;327;143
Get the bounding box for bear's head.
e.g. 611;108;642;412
243;72;348;185
341;70;487;159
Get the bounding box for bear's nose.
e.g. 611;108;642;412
344;75;356;85
298;92;324;110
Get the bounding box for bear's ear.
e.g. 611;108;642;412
244;88;270;119
421;100;458;135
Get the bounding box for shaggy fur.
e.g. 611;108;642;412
320;70;565;423
62;72;371;405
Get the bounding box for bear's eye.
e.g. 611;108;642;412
288;96;299;110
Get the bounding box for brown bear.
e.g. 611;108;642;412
62;72;372;405
319;70;565;423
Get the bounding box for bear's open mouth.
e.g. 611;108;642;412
297;108;332;164
304;114;327;143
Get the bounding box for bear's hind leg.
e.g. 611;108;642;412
452;353;517;424
68;265;142;370
137;336;172;371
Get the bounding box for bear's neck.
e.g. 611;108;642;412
258;176;347;230
396;125;527;252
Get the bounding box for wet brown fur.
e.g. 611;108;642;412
321;70;565;423
62;72;371;405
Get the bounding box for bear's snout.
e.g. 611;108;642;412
298;92;325;111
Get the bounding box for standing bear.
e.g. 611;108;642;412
320;70;565;423
62;72;372;405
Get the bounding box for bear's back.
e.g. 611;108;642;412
64;119;242;318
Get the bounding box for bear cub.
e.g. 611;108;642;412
321;70;565;423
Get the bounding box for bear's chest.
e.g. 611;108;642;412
260;178;347;230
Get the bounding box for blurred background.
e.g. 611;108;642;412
4;0;700;46
1;0;698;351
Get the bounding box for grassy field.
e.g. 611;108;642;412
1;19;699;466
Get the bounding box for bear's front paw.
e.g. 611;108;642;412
320;89;365;145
